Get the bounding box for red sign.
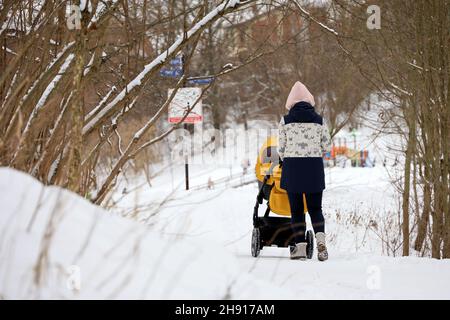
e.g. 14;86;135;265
168;87;203;124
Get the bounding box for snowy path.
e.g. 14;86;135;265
1;162;450;299
109;163;450;299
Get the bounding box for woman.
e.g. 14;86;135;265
277;81;331;261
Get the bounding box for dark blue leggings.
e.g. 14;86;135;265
287;192;325;243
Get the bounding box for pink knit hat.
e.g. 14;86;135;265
285;81;315;110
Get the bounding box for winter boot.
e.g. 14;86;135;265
316;232;328;261
290;242;307;260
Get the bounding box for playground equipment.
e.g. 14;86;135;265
325;142;371;168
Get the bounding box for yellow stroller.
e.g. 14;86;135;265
252;136;314;258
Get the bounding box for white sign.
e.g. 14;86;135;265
168;87;203;124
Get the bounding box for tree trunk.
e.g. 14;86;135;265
67;7;88;193
402;101;416;256
414;165;431;252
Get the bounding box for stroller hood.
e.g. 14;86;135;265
255;135;308;217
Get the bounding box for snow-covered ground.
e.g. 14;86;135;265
2;161;450;299
0;168;289;299
1;101;450;299
106;161;450;300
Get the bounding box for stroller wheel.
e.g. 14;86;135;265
251;228;261;257
306;230;314;259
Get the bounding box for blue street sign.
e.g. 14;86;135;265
160;68;183;78
170;56;183;66
187;77;214;85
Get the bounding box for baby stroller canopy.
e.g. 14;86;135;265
251;136;313;258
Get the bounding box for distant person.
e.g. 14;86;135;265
277;81;332;261
207;177;215;190
241;158;250;175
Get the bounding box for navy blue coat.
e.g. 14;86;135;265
277;102;331;194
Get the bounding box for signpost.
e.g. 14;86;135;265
160;68;183;78
160;55;183;78
187;77;214;85
161;54;212;191
168;87;203;124
167;87;202;191
169;56;183;66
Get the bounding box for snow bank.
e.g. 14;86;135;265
2;164;450;299
0;168;287;299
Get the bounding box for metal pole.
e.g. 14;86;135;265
185;161;189;190
184;123;189;191
180;54;190;191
